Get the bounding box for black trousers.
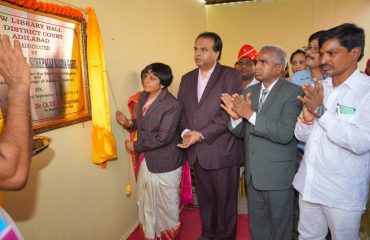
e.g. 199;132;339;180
194;161;240;240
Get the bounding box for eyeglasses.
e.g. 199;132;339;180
303;46;319;53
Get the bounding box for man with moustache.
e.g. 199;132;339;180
292;30;326;87
290;30;328;240
292;31;326;160
177;32;244;239
293;23;370;240
222;45;302;240
236;44;259;89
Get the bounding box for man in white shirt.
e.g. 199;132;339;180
293;23;370;240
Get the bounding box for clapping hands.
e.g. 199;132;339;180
297;78;324;121
221;93;254;120
177;131;203;149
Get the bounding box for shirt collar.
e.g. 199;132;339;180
244;77;259;89
198;62;217;80
261;78;279;92
325;68;361;91
343;68;361;91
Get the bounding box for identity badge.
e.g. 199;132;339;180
337;104;356;115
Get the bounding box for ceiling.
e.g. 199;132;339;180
205;0;254;5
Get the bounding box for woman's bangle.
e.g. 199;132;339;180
298;116;313;125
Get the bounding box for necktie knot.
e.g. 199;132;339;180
262;89;268;97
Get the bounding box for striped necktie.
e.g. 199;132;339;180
257;89;269;112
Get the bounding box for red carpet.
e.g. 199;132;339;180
128;208;250;240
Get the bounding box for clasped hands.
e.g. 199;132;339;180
297;79;324;122
220;92;254;120
177;131;204;149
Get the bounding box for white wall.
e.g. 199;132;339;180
207;0;370;72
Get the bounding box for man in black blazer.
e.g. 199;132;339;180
222;45;303;240
177;32;244;239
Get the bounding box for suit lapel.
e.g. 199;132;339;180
188;70;199;107
198;63;221;106
138;90;147;116
142;89;168;120
251;83;261;111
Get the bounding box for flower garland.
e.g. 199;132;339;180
2;0;84;20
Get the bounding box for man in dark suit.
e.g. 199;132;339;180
177;32;244;239
221;45;303;240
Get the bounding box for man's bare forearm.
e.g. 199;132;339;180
0;84;32;190
0;36;32;190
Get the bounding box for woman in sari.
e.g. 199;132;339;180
117;63;184;239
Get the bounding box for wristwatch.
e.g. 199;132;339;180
314;105;326;118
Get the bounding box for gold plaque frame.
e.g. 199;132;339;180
0;1;91;134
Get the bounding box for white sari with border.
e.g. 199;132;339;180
137;160;182;239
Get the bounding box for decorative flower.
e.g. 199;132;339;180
24;0;32;8
6;0;84;21
38;2;46;12
31;0;39;10
15;0;25;6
